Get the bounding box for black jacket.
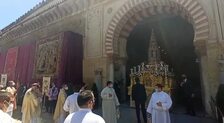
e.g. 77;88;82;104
132;83;147;102
182;79;194;98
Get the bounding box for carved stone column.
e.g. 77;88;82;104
194;40;211;114
107;57;114;82
218;59;224;84
94;68;103;91
218;42;224;85
114;57;127;102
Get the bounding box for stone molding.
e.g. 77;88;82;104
194;40;207;56
105;0;210;56
0;0;103;44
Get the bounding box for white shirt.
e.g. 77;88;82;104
147;91;172;123
0;110;13;123
6;103;14;116
63;92;80;114
64;108;105;123
147;91;172;113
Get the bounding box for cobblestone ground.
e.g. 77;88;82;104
13;105;217;123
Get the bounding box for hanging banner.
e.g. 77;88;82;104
1;74;7;87
4;47;18;80
42;77;51;95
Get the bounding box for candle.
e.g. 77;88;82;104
141;63;145;71
155;64;158;71
165;68;167;76
134;67;136;74
160;62;163;71
138;65;141;72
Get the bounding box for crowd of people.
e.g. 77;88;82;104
0;74;196;123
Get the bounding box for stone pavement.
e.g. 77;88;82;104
13;105;217;123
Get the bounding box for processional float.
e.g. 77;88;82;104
128;29;175;107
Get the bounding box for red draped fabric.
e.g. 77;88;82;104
15;42;36;85
1;32;82;87
58;32;83;86
0;52;7;74
4;47;18;81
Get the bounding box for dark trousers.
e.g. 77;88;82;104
184;97;196;116
43;96;50;112
135;101;147;123
49;100;57;113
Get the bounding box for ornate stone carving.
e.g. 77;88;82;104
0;0;101;43
86;6;102;57
105;0;209;56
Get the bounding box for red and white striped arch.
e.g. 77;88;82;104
105;0;209;56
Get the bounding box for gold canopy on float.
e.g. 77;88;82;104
128;30;175;107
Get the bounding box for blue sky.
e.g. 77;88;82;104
0;0;43;30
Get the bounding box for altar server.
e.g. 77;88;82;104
101;81;120;123
147;84;172;123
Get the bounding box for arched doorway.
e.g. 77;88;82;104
125;15;201;109
105;0;210;110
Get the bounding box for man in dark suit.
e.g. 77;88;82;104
180;74;196;116
132;77;147;123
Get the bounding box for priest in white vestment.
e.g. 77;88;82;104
147;84;172;123
101;81;120;123
22;83;42;123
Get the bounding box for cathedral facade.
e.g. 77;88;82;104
0;0;224;115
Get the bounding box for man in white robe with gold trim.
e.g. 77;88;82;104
21;83;42;123
147;84;172;123
53;84;68;123
101;81;120;123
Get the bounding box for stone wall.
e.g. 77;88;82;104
0;0;223;115
198;0;224;114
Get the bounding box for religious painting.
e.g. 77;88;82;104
42;76;51;95
1;74;7;87
35;35;62;77
4;47;18;80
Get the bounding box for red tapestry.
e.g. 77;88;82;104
0;52;6;74
4;47;18;81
